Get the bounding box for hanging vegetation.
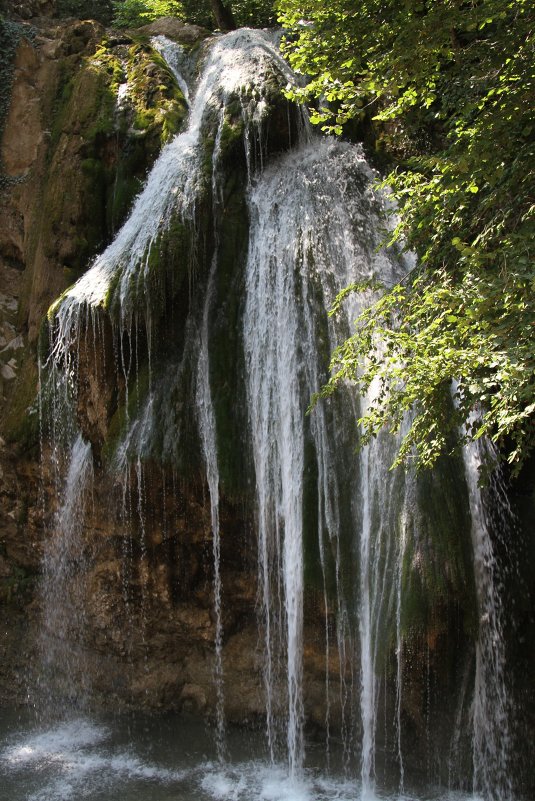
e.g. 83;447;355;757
279;0;535;473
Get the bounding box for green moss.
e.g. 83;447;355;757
47;285;73;324
2;355;39;453
219;114;245;152
399;452;477;638
123;41;187;147
132;108;152;129
81;157;103;176
102;268;122;314
201;134;216;180
161;105;186;141
102;362;151;463
49;59;115;151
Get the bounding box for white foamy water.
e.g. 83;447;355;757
243;137;405;777
50;28;301;349
0;713;500;801
2;718;107;765
0;717;190;801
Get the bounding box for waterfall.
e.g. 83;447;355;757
357;403;411;798
196;257;227;762
358;440;377;798
243;139;405;777
38;433;94;713
32;25;524;801
40;25;304;754
461;437;513;801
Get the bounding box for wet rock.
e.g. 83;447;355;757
0;363;16;380
136;18;210;45
180;683;207;714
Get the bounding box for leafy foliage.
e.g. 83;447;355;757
56;0;114;23
230;0;276;27
112;0;275;28
279;0;535;473
112;0;185;28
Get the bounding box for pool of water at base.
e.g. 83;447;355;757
0;709;485;801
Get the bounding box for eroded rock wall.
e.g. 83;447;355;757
0;9;194;706
0;10;339;730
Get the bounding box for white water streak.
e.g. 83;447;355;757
461;436;512;801
39;434;94;711
244;138;403;776
196;258;226;762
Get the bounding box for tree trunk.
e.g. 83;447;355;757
210;0;236;30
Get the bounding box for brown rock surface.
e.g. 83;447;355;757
136;17;210;44
0;9;189;708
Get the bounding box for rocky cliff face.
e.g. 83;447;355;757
0;9;344;731
0;8;196;704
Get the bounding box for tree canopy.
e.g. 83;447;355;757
278;0;535;474
111;0;276;29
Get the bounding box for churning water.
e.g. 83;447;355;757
0;709;498;801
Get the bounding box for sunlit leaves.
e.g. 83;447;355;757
278;0;535;471
112;0;276;28
112;0;185;27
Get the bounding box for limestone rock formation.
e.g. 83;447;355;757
0;9;198;707
0;10;336;730
0;12;532;800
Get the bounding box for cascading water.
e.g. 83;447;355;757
356;402;413;799
243;139;407;780
461;436;514;801
196;258;227;762
38;433;94;714
36;23;308;758
4;25;527;801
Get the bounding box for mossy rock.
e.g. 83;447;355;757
205;179;250;498
400;451;477;638
37;34;188;294
100;208;202;470
103;213;194;326
1;353;39;454
102;361;150;463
